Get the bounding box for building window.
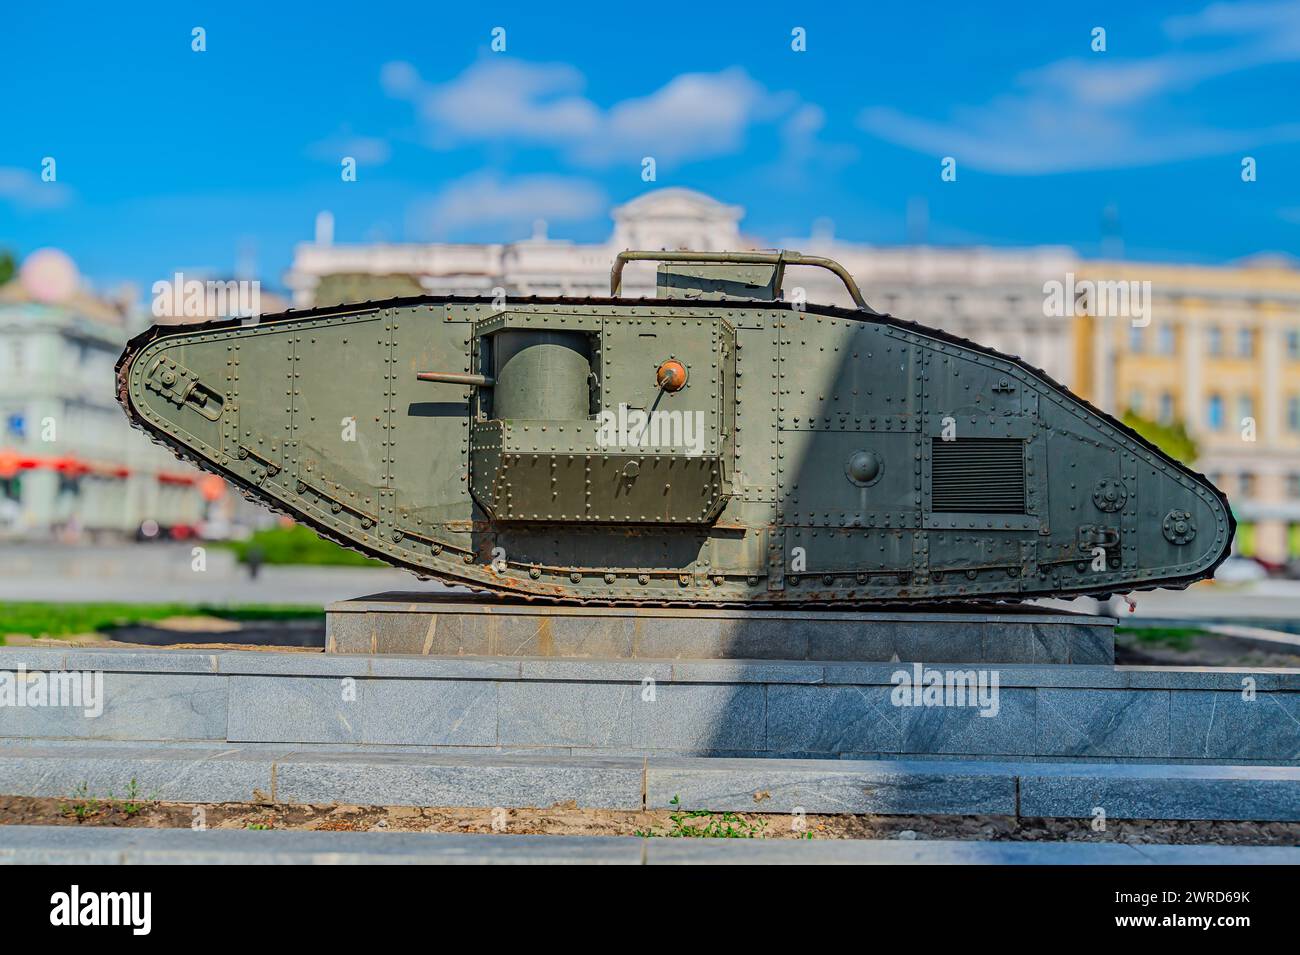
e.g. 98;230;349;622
1207;394;1224;430
1128;325;1144;353
1128;391;1145;415
1238;394;1255;427
1289;329;1300;360
1289;474;1300;499
1290;396;1300;432
1157;325;1176;355
1239;472;1256;497
1158;392;1175;424
1238;326;1256;358
1207;325;1222;356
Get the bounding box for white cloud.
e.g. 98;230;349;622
1165;0;1300;40
577;68;765;164
306;126;391;165
858;0;1300;174
382;58;842;170
386;59;599;148
411;173;607;236
0;167;72;210
770;103;858;182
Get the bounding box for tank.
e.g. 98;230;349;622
116;250;1233;605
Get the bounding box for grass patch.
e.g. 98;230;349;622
59;778;158;822
1116;626;1209;651
220;524;384;567
0;602;323;644
636;796;771;839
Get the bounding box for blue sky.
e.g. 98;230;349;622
2;0;1299;294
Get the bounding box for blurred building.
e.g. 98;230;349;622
0;250;214;538
1072;257;1300;562
286;189;1078;384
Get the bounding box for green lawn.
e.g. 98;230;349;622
220;524;385;567
1115;625;1209;651
0;603;323;644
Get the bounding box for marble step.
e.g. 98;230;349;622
2;742;1298;821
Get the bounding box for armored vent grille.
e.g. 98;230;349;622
930;438;1026;514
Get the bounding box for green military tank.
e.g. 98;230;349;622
117;250;1232;605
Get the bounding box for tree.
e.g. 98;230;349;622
0;250;14;286
1121;410;1199;464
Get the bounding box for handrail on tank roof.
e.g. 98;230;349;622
609;249;873;311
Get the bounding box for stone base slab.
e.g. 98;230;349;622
325;593;1115;665
3;826;1297;865
1;646;1296;763
2;742;1299;821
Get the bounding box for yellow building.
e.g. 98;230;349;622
1073;256;1300;563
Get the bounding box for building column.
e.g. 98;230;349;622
1093;315;1114;411
1184;314;1203;429
1263;319;1283;445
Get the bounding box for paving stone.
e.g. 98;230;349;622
62;649;220;674
362;679;498;746
519;659;672;683
4;825;1296;865
1020;764;1300;821
767;685;904;754
0;825;643;865
219;651;372;677
0;745;273;803
0;672;226;742
1036;688;1171;758
228;675;363;744
668;661;823;684
366;656;522;680
645;839;1300;865
631;684;766;751
899;687;1036;756
498;681;638;747
274;751;644;809
647;756;1015;815
1169;690;1300;761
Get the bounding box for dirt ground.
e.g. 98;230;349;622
2;795;1296;844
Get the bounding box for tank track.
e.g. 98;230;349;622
116;294;1234;607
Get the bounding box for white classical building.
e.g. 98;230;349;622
0;256;207;537
285;188;1078;384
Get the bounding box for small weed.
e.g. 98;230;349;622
639;795;768;839
115;778;154;817
59;782;102;822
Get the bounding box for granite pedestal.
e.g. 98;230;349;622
2;641;1298;819
325;593;1115;665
